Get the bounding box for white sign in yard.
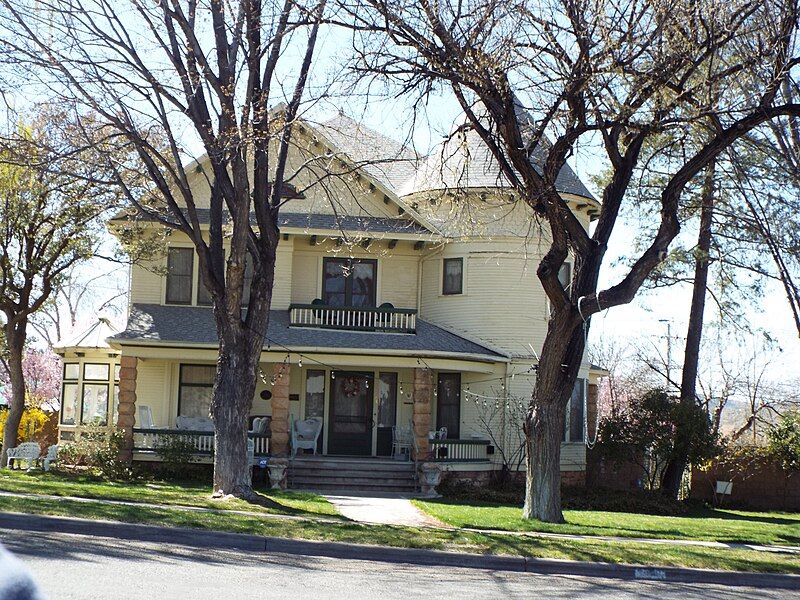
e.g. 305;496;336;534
716;481;733;495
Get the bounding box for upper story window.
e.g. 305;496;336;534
442;257;463;295
323;258;377;307
166;247;193;305
188;250;254;307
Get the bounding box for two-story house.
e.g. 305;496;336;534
55;108;604;491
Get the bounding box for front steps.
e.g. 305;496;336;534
287;455;418;493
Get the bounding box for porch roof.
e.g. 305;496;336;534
109;304;505;361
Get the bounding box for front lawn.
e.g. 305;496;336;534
0;470;339;519
2;493;800;574
413;498;800;546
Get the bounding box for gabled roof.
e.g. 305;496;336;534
53;317;120;352
399;103;594;200
110;304;504;361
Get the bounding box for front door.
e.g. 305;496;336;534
328;371;374;455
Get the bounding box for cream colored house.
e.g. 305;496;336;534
57;109;603;489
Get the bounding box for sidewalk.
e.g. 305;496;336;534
1;511;798;590
1;488;799;555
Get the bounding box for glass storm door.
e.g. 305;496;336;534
328;371;374;455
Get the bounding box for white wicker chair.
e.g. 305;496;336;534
5;442;41;470
42;445;59;471
291;417;322;457
392;424;413;460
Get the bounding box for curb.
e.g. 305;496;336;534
2;512;799;590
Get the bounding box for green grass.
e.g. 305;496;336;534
0;470;339;519
413;498;800;546
1;493;799;574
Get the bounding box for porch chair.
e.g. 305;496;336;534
5;442;41;470
138;405;156;429
291;417;323;457
41;445;59;472
250;417;269;434
392;424;413;461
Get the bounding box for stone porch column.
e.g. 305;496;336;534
116;356;138;463
270;363;291;456
412;368;433;460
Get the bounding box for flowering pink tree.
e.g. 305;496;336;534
0;348;61;410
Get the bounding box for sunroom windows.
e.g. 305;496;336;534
60;359;118;427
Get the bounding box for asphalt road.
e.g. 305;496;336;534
1;527;797;600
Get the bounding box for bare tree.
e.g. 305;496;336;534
29;264;128;347
0;0;333;497
0;109;115;466
338;0;800;521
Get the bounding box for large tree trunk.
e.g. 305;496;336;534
208;251;276;499
661;161;716;498
1;321;27;467
522;309;585;522
523;399;566;522
211;336;260;497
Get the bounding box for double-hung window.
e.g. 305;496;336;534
166;247;194;304
61;364;80;425
442;258;463;295
178;365;215;418
81;363;110;426
563;378;586;443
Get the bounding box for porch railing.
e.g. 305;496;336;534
132;428;270;458
429;439;492;462
289;303;417;333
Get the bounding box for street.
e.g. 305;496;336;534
1;526;797;599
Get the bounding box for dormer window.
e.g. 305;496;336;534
442;257;463;295
166;247;193;305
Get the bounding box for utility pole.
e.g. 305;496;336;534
659;319;672;387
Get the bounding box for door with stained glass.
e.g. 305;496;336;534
328;371;374;455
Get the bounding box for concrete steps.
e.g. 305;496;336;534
288;455;417;493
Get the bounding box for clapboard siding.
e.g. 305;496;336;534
420;241;550;357
291;240;420;309
134;360;169;427
130;260;163;304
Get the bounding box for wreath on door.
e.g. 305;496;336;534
341;376;362;398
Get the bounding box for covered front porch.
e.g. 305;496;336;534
120;352;498;466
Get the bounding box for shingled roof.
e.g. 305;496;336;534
316;113;419;195
110;304;505;360
111;209;432;235
399;103;594;200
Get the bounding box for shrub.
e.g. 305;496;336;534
767;411;800;472
0;406;52;447
594;389;718;490
58;428;133;481
437;476;690;516
153;436;199;480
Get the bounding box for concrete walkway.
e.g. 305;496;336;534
323;494;444;527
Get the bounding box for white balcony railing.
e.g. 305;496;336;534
289;304;417;333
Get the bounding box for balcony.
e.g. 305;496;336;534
289;303;417;334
